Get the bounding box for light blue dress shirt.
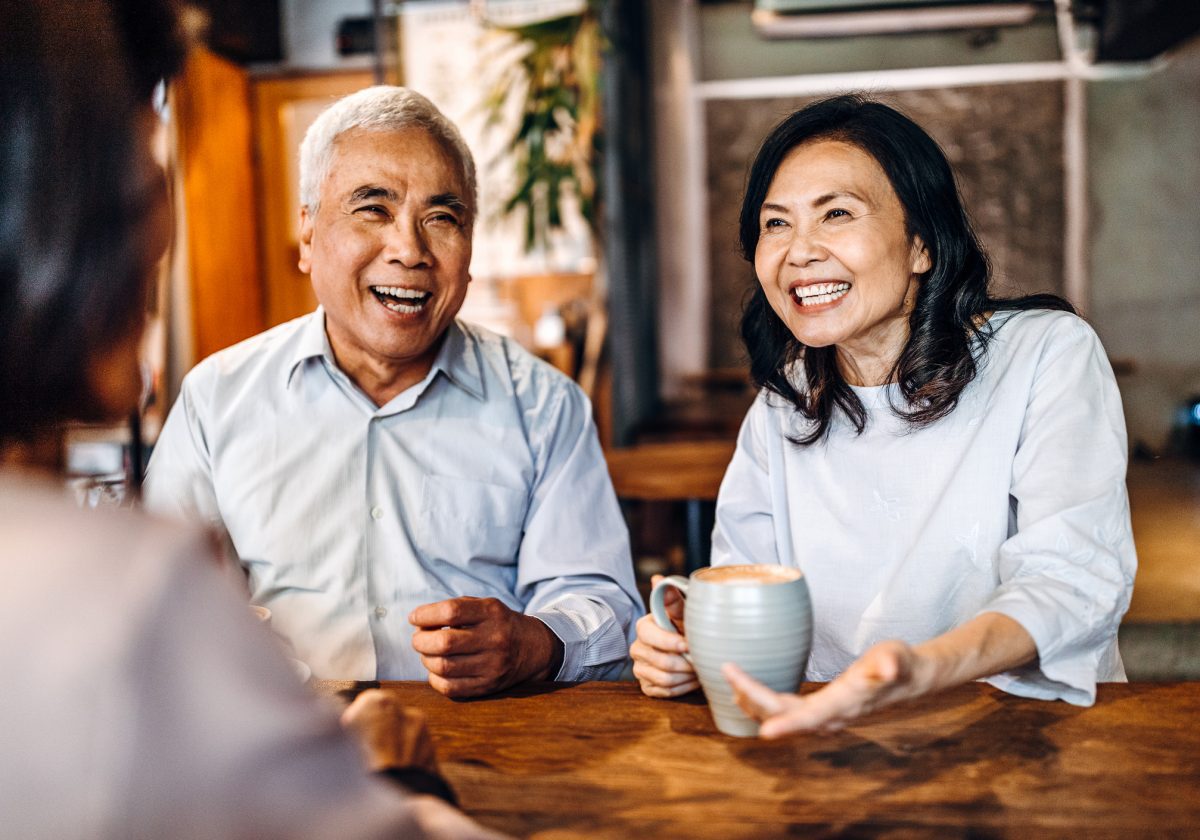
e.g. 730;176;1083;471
145;310;643;681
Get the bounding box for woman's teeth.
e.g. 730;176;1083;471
793;282;850;306
371;285;430;313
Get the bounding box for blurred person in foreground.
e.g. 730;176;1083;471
145;85;642;696
0;1;501;836
630;95;1136;737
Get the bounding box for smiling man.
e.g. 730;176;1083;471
146;86;642;697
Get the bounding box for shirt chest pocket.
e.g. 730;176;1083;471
417;474;527;566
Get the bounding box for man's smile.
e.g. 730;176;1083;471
370;285;432;313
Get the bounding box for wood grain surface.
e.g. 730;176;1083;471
314;680;1200;838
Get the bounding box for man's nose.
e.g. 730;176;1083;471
383;219;433;268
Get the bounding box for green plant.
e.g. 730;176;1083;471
481;2;601;255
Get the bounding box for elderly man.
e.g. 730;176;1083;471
146;86;642;697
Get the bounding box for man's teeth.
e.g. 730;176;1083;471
371;286;430;313
793;282;850;306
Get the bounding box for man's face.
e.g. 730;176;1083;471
298;126;473;395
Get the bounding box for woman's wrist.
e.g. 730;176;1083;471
910;613;1038;694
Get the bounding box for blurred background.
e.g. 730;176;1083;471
80;0;1200;675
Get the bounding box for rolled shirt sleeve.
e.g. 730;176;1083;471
516;381;644;681
979;317;1136;705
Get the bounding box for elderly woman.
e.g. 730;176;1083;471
631;94;1135;736
0;1;498;836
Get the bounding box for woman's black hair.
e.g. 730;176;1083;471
739;93;1073;445
0;0;147;444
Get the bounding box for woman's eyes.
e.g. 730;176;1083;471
762;208;852;231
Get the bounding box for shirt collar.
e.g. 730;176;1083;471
284;309;485;402
429;319;486;402
284;307;335;388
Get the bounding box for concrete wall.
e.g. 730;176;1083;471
280;0;371;69
1088;36;1200;451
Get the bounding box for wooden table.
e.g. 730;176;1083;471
604;440;737;571
316;680;1200;838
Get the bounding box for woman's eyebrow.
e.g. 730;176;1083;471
811;190;866;206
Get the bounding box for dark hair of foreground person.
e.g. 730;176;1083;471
0;0;151;445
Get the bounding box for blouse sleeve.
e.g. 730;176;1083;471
712;393;789;568
978;315;1136;705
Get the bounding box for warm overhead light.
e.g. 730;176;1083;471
752;3;1042;39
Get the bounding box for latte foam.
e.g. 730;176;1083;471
696;564;801;585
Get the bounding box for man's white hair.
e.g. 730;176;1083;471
298;85;477;215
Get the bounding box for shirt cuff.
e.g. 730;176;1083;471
976;600;1105;706
531;603;627;682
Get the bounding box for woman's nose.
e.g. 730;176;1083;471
383;220;432;268
785;225;827;266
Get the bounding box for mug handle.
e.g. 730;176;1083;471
649;574;690;637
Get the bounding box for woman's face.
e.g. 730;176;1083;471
754;139;931;384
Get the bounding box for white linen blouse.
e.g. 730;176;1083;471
712;309;1136;705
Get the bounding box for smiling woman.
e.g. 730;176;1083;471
753;139;931;388
630;93;1137;739
739;94;1073;446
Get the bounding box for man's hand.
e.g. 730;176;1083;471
409;597;564;698
340;689;438;773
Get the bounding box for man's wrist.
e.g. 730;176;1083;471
525;615;565;681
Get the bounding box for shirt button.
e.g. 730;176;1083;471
370;506;383;520
375;606;388;618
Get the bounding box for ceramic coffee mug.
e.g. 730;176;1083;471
650;564;812;737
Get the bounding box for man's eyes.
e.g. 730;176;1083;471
428;211;464;227
353;204;389;218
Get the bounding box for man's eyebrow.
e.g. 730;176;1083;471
347;185;398;203
429;192;469;213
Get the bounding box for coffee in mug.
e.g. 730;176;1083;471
650;564;812;737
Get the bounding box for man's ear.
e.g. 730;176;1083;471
297;206;314;274
910;235;932;275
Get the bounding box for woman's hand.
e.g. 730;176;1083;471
722;640;923;737
721;613;1038;738
630;575;700;698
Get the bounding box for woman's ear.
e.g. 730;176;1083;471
910;236;932;275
